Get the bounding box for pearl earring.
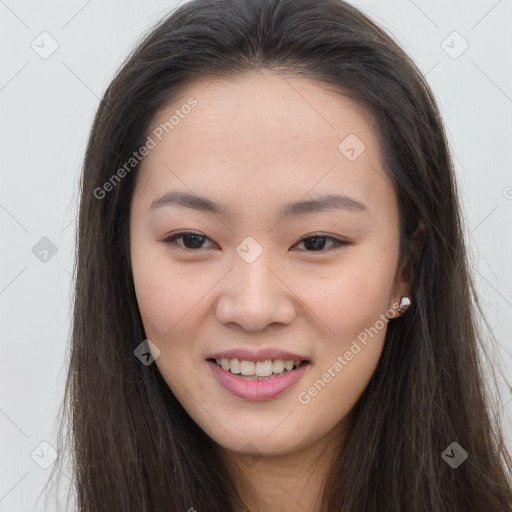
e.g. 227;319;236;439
397;296;411;314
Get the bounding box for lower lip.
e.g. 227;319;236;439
206;360;310;400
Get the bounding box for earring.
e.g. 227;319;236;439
397;296;411;314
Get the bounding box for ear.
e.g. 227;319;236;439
389;219;426;318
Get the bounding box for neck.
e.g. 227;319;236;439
217;421;348;512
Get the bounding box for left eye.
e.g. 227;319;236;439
293;234;347;251
162;231;348;252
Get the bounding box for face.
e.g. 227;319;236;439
129;69;410;458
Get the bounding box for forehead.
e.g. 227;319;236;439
136;70;396;221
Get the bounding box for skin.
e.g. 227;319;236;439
129;69;413;512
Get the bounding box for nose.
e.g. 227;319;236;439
214;254;297;332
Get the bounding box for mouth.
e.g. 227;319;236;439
206;357;311;400
207;357;310;380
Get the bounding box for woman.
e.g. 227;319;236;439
48;0;512;510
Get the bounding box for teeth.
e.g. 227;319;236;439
272;359;284;373
240;360;255;375
256;360;273;376
230;358;241;374
214;357;305;376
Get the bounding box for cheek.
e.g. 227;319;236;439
298;252;396;402
131;248;207;394
131;244;208;339
132;253;174;338
300;255;396;340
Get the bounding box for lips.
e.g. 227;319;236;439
205;347;311;400
206;359;310;400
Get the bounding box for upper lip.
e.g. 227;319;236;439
207;348;310;362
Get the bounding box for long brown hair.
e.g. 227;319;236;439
45;0;512;510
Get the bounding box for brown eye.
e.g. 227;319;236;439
293;234;348;252
163;231;216;250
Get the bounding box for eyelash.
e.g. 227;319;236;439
162;231;349;252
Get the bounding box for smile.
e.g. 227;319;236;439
206;358;311;400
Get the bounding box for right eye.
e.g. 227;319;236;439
162;231;217;250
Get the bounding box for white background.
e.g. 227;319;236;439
1;0;511;510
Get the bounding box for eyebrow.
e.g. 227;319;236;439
149;190;368;218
